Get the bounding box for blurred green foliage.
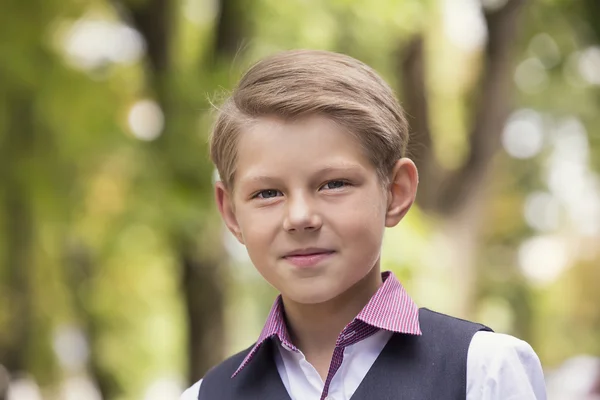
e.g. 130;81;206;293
0;0;599;399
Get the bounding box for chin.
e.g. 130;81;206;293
283;283;345;305
287;293;336;305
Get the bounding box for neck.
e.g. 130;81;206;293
281;266;383;375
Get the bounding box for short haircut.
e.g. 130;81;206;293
210;49;409;190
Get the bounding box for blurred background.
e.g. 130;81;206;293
0;0;599;399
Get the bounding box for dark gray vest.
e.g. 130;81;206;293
198;308;492;399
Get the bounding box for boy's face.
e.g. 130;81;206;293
216;115;417;305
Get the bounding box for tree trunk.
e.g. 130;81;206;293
119;0;248;382
64;242;121;399
0;364;8;400
213;0;249;62
181;243;227;382
400;0;527;317
0;92;35;375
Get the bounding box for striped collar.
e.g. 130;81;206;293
232;271;421;378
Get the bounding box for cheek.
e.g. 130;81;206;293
330;191;387;244
238;220;272;273
237;207;280;249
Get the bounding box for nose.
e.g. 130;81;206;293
283;192;322;233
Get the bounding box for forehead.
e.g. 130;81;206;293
235;115;374;182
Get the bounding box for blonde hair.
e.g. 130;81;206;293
210;49;409;190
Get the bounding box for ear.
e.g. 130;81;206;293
215;181;245;244
385;158;419;228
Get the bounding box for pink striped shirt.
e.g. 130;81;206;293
232;271;422;400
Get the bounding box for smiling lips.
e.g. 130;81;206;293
283;248;335;268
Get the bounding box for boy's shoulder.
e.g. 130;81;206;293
203;342;256;382
418;307;493;337
180;348;254;400
422;308;546;395
418;307;538;360
196;340;286;399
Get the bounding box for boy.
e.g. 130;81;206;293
181;50;546;399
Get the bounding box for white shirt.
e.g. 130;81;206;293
180;330;547;400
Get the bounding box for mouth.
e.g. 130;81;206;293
282;248;335;268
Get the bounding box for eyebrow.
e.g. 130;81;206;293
241;164;364;185
316;164;364;175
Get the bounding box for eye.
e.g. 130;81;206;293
254;189;282;199
321;180;348;190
